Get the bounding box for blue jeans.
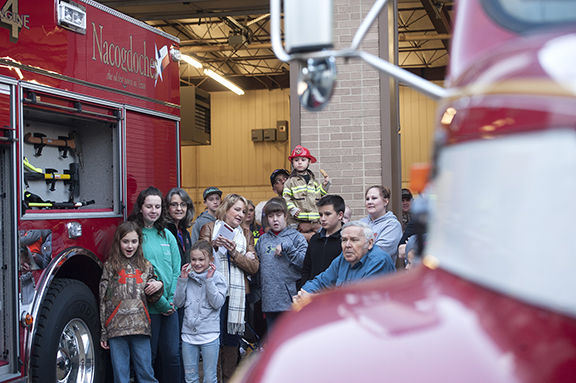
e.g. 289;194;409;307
264;311;284;337
150;312;181;383
182;338;220;383
109;335;157;383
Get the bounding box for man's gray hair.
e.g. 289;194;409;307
342;221;374;242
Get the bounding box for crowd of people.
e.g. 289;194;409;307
98;144;421;383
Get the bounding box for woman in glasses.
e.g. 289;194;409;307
165;187;195;383
165;188;195;268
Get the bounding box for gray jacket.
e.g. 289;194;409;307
190;211;217;244
360;211;402;260
256;227;307;312
173;270;227;337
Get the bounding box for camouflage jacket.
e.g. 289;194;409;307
99;261;163;342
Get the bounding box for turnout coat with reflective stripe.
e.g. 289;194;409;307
282;172;328;221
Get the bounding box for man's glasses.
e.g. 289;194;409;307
169;202;187;208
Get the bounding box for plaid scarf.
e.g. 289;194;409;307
212;220;246;335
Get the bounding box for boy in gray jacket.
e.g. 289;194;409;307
256;197;308;333
174;240;227;383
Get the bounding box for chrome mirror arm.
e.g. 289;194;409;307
270;0;447;101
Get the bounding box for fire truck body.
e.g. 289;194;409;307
232;0;576;381
0;1;180;382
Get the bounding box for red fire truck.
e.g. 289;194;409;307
232;0;576;381
0;1;180;382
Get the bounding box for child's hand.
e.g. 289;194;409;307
274;244;282;256
206;263;216;279
181;264;191;278
320;168;330;187
145;280;163;295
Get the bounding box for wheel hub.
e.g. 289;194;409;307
56;318;95;383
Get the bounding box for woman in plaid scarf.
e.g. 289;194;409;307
199;193;259;381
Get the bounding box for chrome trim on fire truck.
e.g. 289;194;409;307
0;74;19;86
21;213;124;221
78;0;180;43
125;104;181;121
176;120;181;187
25;248;102;378
121;115;127;220
0;58;180;110
21;82;124;110
10;84;20;374
1;81;22;378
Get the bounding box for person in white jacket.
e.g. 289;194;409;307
174;240;227;383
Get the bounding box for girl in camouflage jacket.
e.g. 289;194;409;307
99;221;164;383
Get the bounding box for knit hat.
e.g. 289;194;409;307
288;145;317;163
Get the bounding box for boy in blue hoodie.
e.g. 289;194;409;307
190;187;222;244
256;197;308;332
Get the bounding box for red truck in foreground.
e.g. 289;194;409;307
0;1;181;381
233;0;576;381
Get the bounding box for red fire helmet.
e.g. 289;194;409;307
288;145;317;163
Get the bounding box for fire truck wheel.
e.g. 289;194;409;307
30;278;105;383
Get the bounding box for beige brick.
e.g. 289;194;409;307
295;0;394;215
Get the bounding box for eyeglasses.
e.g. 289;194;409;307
169;202;187;208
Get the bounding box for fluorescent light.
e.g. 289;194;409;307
181;55;203;69
181;55;245;95
204;69;245;95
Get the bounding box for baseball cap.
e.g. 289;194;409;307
270;169;290;186
203;187;222;200
402;188;413;200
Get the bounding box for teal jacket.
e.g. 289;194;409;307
142;227;181;314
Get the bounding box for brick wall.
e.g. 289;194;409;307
297;0;393;221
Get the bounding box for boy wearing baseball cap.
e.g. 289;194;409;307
283;145;330;241
190;187;222;244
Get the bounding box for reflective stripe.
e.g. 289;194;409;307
297;212;320;220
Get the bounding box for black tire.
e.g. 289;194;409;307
29;278;105;383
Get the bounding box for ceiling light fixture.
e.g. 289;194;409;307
181;54;245;95
204;68;245;96
181;54;203;69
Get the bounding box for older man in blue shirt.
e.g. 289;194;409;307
294;221;395;300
